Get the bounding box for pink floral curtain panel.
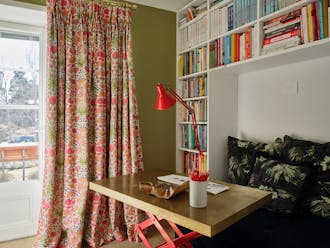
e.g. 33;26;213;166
34;0;144;247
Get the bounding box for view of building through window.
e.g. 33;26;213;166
0;31;40;182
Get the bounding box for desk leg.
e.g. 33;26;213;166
136;212;202;248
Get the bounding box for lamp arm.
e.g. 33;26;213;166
166;87;201;153
167;88;194;113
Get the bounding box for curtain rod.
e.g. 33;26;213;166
98;0;137;10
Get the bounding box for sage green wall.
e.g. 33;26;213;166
14;0;177;172
132;6;176;172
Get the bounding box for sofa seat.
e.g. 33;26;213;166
179;209;330;248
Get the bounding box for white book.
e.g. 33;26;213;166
157;174;189;185
207;182;229;195
157;174;230;195
262;36;300;55
301;6;309;44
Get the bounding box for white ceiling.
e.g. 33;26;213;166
129;0;191;12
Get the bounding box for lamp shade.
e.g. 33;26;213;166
155;83;176;110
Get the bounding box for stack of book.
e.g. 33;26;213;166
182;124;207;151
181;100;207;122
210;0;257;39
262;1;329;55
181;75;207;99
209;26;256;68
178;47;207;76
262;0;301;16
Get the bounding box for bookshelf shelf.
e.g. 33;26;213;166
209;38;330;75
179;41;208;54
182;96;208;101
179;121;208;125
178;71;207;80
177;0;330;179
179;148;208;155
210;20;258;40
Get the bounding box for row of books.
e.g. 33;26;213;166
179;16;207;51
183;151;207;174
209;26;256;68
262;0;301;16
210;0;257;39
262;1;329;55
181;75;207;99
179;2;208;27
180;99;207;122
178;47;207;77
182;124;207;151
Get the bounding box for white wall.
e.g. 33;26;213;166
238;56;330;143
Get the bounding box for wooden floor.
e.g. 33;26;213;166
0;224;174;248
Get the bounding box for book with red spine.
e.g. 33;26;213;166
323;0;329;37
314;2;321;40
236;33;241;62
245;27;252;59
263;28;300;46
216;38;221;67
311;3;319;41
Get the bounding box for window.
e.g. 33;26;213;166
0;27;44;182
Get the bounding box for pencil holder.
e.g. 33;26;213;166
189;180;207;208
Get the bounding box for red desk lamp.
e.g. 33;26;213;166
155;83;206;177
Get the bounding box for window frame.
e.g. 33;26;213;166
0;20;46;181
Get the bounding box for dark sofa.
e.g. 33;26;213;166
180;208;330;248
181;135;330;248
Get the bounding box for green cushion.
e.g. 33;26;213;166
227;136;265;185
282;135;324;165
227;136;283;186
305;142;330;218
248;156;310;214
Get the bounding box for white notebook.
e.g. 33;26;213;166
157;174;229;195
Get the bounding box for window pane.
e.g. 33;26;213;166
0;109;39;182
0;109;38;144
0;31;39;105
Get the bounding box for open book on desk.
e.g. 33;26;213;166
157;174;229;195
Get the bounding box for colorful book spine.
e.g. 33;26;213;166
319;0;325;39
324;0;329;37
308;4;315;42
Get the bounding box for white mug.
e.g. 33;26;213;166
189;180;207;208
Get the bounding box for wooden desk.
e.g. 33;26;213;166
90;170;271;247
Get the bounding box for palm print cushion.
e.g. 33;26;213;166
227;137;283;186
227;136;265;185
282;135;324;165
248;156;310;214
305;142;330;218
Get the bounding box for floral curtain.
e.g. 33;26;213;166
34;0;144;247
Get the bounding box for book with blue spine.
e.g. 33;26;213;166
228;4;234;31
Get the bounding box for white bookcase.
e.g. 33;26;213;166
176;0;330;180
